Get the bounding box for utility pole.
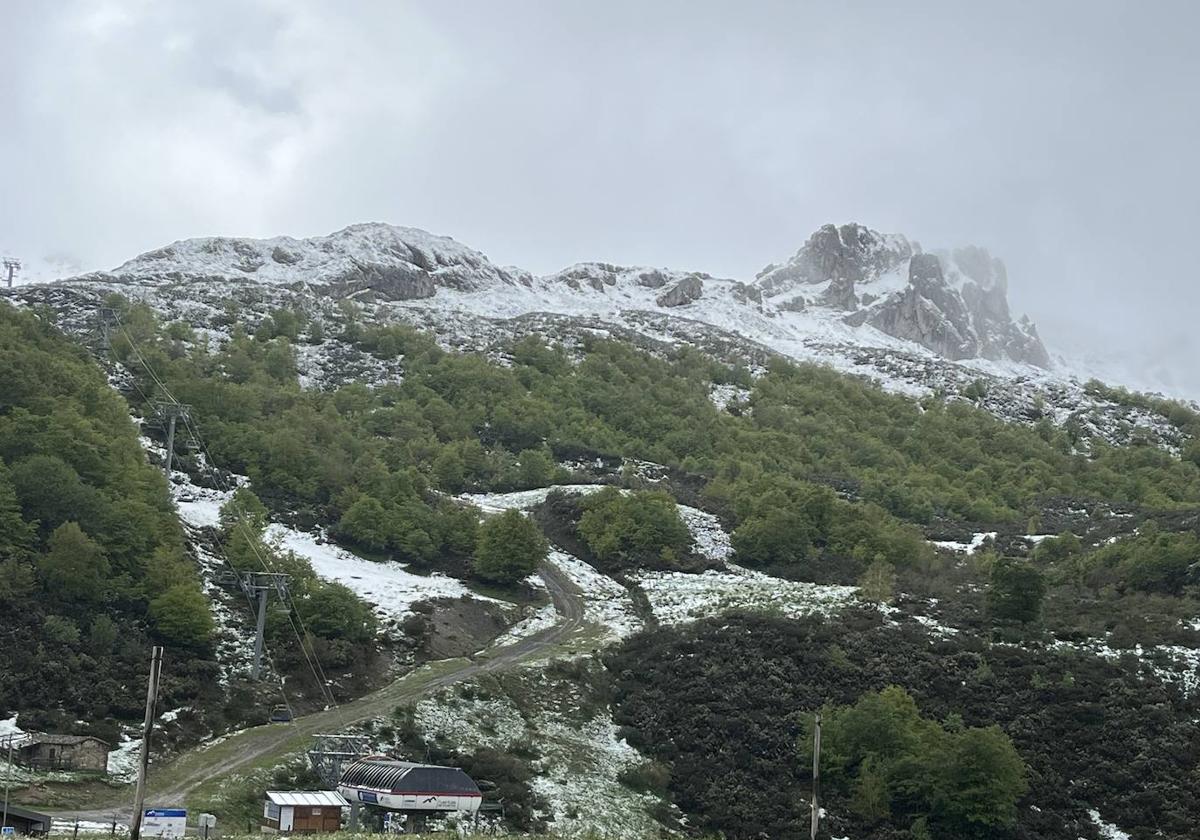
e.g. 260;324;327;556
810;712;822;840
130;646;164;840
2;258;18;289
2;735;14;831
155;403;191;479
241;572;291;680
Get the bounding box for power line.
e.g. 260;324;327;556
108;307;337;706
179;414;335;703
92;307;307;708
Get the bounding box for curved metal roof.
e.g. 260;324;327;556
339;759;481;795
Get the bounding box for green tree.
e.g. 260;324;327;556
38;521;110;603
805;686;1027;835
850;755;891;823
577;488;692;569
473;510;548;584
149;584;214;649
857;558;896;604
295;581;378;643
731;509;814;567
88;615;119;653
42;614;81;646
433;448;467;492
988;559;1046;623
516;449;554;489
337;495;393;551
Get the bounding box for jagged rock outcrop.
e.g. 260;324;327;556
846;248;1049;367
656;276;704;307
754;223;913;309
849;254;978;359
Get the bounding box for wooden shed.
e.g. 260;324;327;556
261;791;348;834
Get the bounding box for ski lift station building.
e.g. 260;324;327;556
336;759;483;814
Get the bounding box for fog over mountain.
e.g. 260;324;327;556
3;1;1198;396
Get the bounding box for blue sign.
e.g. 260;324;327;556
144;810;187;818
3;826;17;836
358;791;378;804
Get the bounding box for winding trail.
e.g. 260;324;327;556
49;560;588;823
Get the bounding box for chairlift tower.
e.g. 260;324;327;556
307;734;373;787
154;402;191;478
97;306;120;353
240;571;292;680
2;258;19;288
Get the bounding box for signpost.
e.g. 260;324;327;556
141;809;187;838
198;813;217;840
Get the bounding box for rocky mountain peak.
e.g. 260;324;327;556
754;222;914;307
753;222;1049;368
102;223;524;300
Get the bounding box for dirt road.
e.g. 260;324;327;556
50;560;588;823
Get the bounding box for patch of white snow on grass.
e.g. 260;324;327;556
413;674;662;839
173;483;234;529
1088;808;1131;840
490;601;560;648
106;734;141;781
52;820;120;835
636;563;857;625
676;504;733;561
548;550;642;640
931;531;997;554
266;524;481;623
458;484;607;514
1051;637;1200;694
709;382;751;410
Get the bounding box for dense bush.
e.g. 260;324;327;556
804;685;1027;833
1080;524;1200;595
472;509;549;584
607;612;1200;840
576;487;693;570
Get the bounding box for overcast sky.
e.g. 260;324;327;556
3;1;1198;396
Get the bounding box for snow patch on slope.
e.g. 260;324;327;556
265;524;483;623
635;564;857;626
549;550;642;640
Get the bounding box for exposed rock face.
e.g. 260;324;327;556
851;254;978;359
755;223;913;309
656;276;704;307
848;249;1049;367
749;221;1048;367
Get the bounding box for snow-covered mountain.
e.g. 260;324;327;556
79;220;1049;365
8;220;1195;452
